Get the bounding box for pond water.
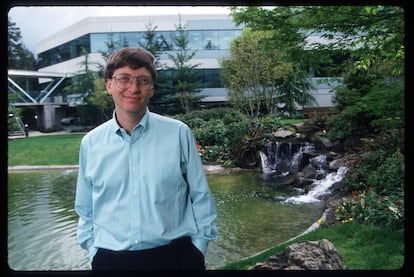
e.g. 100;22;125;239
7;170;323;271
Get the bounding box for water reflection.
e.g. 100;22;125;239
205;172;323;268
8;170;323;270
8;170;89;271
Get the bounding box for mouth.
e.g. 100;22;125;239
123;95;141;100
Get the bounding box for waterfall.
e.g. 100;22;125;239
260;141;349;204
259;151;273;174
284;166;349;204
290;142;315;173
260;141;315;174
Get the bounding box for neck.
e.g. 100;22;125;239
115;109;147;134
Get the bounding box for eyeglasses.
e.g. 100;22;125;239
112;74;153;89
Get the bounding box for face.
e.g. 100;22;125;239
105;66;154;117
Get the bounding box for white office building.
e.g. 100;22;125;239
36;13;244;105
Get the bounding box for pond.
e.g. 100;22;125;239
7;169;324;271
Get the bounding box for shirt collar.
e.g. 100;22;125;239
111;109;150;138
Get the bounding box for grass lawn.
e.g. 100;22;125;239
8;134;84;166
220;222;405;270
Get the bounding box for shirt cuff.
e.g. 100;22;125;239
87;245;98;263
191;238;208;256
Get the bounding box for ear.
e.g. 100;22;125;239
105;79;113;95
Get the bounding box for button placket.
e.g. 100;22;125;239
129;137;141;247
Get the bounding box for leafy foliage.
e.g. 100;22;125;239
88;79;114;123
299;6;405;75
232;6;404;76
223;12;318;118
230;6;308;66
230;5;405;233
336;150;404;230
327;69;404;140
175;108;250;163
221;30;294;118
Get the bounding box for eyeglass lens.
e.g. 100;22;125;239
113;74;151;88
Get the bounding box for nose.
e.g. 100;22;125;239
129;81;142;93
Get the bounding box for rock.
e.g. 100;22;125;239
329;157;347;170
311;131;334;149
272;128;294;139
249;239;345;270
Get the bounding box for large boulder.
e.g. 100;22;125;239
249;239;345;270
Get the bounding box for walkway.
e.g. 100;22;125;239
8;163;230;173
8;126;84;140
10;126;72;137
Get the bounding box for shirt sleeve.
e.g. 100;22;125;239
180;125;219;255
74;139;96;262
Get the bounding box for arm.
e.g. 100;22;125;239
74;140;97;262
180;126;219;255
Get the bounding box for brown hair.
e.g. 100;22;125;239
104;47;157;84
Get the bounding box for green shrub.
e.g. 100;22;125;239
194;119;228;146
258;114;282;133
336;150;404;230
175;108;249;163
199;144;230;163
327;70;404;141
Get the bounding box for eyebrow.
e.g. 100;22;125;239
115;72;150;76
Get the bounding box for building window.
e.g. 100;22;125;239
188;30;203;50
158;31;174;50
38;28;242;68
38;34;90;67
193;69;223;88
91;33;109;53
203;30;219;50
123;32;140;48
159;68;223;88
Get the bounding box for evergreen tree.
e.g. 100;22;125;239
7;17;38;133
8;17;37;70
96;32;124;77
167;17;203;114
138;22;177;114
63;47;97;100
63;47;101;126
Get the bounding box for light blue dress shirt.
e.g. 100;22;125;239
75;111;218;262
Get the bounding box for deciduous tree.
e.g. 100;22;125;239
221;30;298;118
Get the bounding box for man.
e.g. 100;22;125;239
74;47;218;271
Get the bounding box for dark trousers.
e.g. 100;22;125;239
92;237;205;271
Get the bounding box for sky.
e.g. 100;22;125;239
7;6;232;56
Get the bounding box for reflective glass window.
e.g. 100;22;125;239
188;31;203;50
218;30;235;50
157;31;173;50
91;33;109;53
124;32;140;48
203;31;218;50
192;69;223;88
